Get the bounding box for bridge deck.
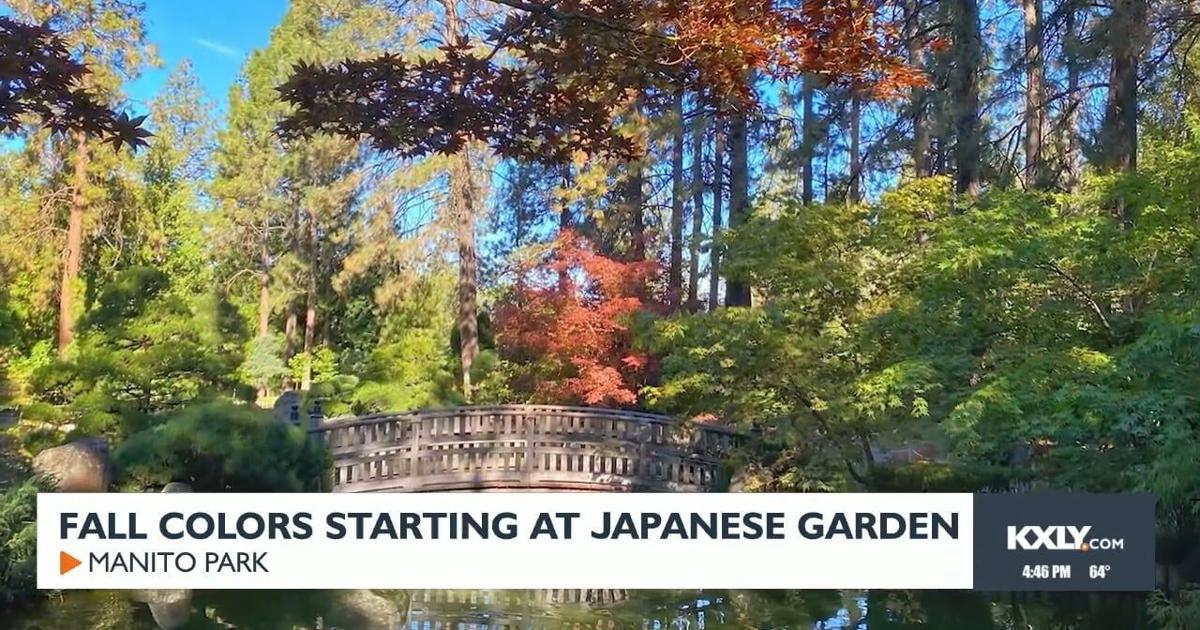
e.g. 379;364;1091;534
308;405;736;493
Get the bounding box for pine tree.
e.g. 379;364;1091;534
668;91;685;312
10;0;156;356
1101;0;1148;178
951;0;983;196
1023;0;1046;187
212;0;388;393
707;120;725;311
724;107;752;307
801;75;818;205
687;103;706;311
906;0;931;178
441;0;481;399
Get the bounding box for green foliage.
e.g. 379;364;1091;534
113;401;329;492
645;196;938;489
466;349;512;404
0;479;43;608
651;131;1200;513
1149;589;1200;630
350;324;462;414
239;333;289;396
24;267;248;440
335;271;465;413
288;346;340;386
869;462;1029;493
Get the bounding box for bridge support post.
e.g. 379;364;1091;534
523;411;536;485
409;418;420;478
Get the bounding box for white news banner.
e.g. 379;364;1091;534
38;492;973;589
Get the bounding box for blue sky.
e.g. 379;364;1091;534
125;1;288;110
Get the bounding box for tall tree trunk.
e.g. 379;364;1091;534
687;107;706;311
444;0;479;398
283;199;301;377
257;220;272;340
626;100;646;261
849;94;862;203
256;237;271;398
57;131;88;356
558;164;573;231
708;120;725;311
451;152;478;399
1023;0;1046;188
1065;4;1082;192
557;164;573;289
627;161;645;260
668;91;685;312
725;107;752;307
951;0;983;196
801;75;816;204
284;306;298;359
301;210;318;391
1102;0;1146;178
906;0;931;177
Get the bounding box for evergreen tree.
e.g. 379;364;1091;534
9;0;156;356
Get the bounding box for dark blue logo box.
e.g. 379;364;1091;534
972;493;1155;591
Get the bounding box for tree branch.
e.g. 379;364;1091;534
482;0;668;41
1035;261;1114;335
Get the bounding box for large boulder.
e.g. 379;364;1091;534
33;438;111;492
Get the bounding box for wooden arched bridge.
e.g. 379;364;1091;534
305;405;738;493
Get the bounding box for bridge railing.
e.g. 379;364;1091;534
308;405;737;493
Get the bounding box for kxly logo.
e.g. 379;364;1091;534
1006;525;1125;551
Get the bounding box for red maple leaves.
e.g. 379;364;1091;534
662;0;922;100
494;231;659;406
1;17;150;150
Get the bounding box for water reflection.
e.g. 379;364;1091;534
11;588;1149;629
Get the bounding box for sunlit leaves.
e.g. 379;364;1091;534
649;146;1200;501
278;0;921;162
493;230;658;406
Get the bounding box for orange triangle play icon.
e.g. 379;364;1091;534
59;551;81;575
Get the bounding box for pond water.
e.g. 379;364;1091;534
9;588;1151;629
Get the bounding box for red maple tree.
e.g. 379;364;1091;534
494;230;659;406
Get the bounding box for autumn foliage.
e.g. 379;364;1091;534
493;230;659;406
279;0;921;163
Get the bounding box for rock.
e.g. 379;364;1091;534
333;590;402;629
33;438;110;492
123;484;195;628
130;589;193;629
273;391;303;426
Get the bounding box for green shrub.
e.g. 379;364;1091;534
1150;589;1200;630
113;401;329;492
869;462;1029;493
0;479;42;608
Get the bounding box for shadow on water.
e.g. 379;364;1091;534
9;588;1151;629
